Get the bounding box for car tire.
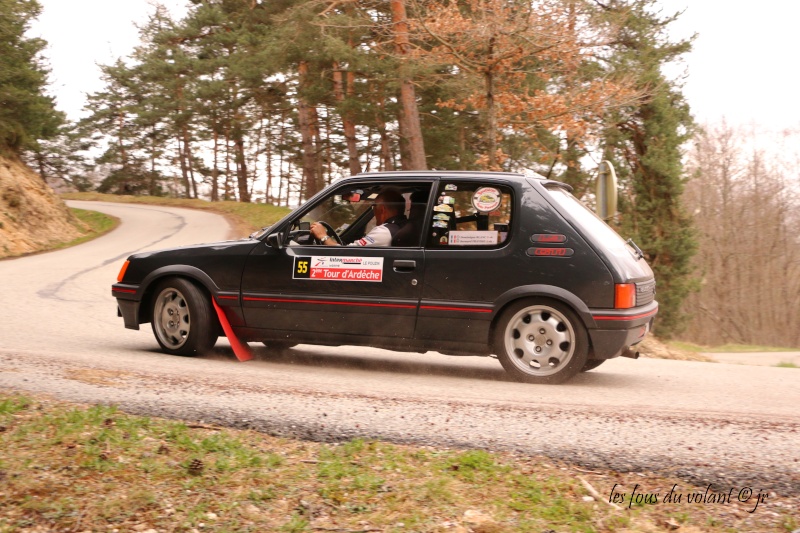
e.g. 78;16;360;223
494;298;588;384
151;278;217;356
580;359;606;372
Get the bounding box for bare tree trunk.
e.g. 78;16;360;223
263;115;273;204
372;82;394;171
298;61;322;200
332;63;361;176
117;112;133;193
234;133;251;203
484;41;497;170
391;0;426;170
211;128;219;202
278;114;287;206
149;127;158;196
35;151;47;183
176;134;190;198
224;125;233;201
182;126;198;199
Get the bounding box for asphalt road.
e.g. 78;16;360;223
0;201;798;497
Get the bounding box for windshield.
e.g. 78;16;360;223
297;189;374;235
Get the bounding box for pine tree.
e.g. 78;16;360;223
599;0;698;337
0;0;63;153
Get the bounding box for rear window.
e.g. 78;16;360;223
545;186;634;259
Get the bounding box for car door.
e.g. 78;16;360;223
415;179;518;345
239;181;431;341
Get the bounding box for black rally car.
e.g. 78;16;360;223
112;171;657;384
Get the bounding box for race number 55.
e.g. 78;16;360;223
294;256;312;278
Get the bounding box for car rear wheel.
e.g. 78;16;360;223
494;299;588;384
151;278;217;356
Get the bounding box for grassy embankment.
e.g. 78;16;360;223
1;392;796;533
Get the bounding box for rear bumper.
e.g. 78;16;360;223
588;301;658;359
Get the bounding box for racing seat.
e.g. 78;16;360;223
392;191;428;247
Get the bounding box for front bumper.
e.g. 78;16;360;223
112;283;141;330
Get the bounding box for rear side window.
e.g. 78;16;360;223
425;182;513;248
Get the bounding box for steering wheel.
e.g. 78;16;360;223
315;221;343;245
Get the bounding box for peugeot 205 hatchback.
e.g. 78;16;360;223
112;171;657;384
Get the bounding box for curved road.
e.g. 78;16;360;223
0;201;798;498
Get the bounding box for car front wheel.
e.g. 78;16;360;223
494;299;588;384
151;278;217;356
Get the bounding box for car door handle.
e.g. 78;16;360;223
393;260;416;272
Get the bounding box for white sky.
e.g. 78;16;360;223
30;0;190;118
30;0;800;132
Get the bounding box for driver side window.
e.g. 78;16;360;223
289;182;432;247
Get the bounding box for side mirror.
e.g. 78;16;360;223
596;160;618;221
266;232;284;250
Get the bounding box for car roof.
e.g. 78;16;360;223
348;170;548;183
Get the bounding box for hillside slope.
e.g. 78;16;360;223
0;155;83;258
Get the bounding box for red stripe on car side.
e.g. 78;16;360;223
243;297;416;310
420;305;492;313
112;288;137;294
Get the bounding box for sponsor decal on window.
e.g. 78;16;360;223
472;187;502;212
448;230;499;246
293;256;384;282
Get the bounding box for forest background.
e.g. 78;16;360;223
2;0;799;347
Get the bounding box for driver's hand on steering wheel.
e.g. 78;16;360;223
310;222;337;245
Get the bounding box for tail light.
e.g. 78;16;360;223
615;283;636;309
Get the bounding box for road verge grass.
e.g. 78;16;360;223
61;192;291;238
667;341;800;353
59;207;119;249
0;392;794;533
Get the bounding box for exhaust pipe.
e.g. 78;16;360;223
620;347;640;359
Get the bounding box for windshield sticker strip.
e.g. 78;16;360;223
293;255;384;282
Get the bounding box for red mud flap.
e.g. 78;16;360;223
212;299;253;362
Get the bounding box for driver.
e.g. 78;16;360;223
311;190;407;246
